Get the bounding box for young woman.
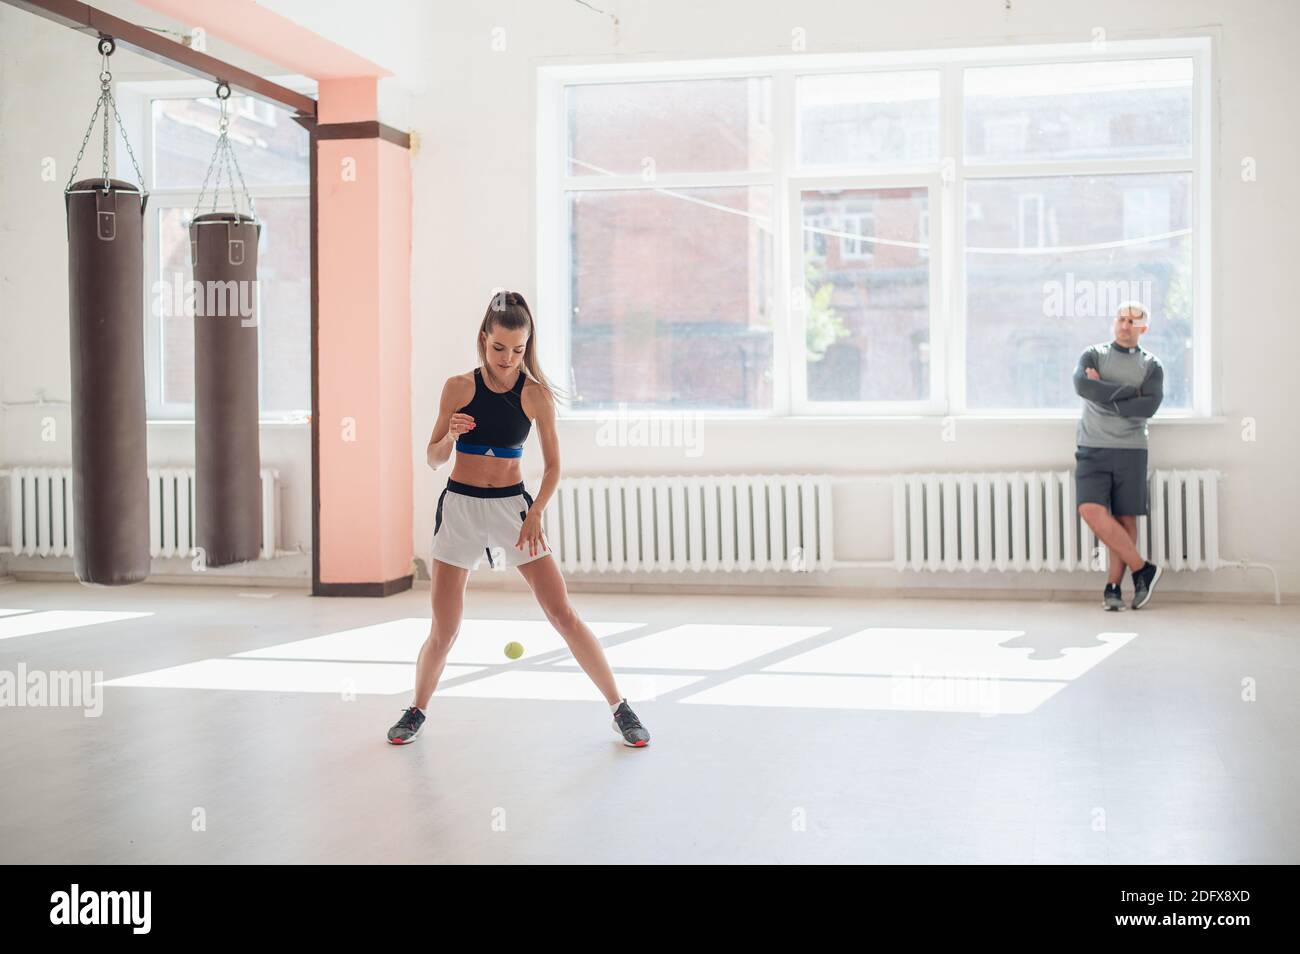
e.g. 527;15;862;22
387;291;650;747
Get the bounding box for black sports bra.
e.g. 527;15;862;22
455;367;531;458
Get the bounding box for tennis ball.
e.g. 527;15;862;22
504;641;524;659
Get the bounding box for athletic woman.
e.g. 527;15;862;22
387;291;650;747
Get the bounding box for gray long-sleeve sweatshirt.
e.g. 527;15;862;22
1073;342;1164;448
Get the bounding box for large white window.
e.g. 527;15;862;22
538;39;1210;417
133;86;311;421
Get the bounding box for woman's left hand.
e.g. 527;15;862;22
516;512;549;557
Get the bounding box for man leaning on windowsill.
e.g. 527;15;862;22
1073;301;1165;611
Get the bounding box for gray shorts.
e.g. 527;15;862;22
1074;446;1149;516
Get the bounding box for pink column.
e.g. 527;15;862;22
313;79;413;594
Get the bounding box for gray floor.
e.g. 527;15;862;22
0;579;1296;864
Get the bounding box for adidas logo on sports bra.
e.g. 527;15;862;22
455;367;531;458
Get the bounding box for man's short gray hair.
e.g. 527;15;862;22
1116;300;1149;322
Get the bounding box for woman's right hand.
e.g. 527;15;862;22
448;412;476;437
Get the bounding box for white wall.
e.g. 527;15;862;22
4;0;1297;597
402;0;1300;598
0;3;313;568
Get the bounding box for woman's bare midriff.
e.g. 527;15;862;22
449;452;523;488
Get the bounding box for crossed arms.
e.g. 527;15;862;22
1073;349;1164;418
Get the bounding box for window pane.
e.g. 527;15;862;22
964;173;1192;410
566;78;772;176
153;96;309;189
158;208;194;404
567;187;773;409
155;199;310;413
801;188;931;402
964;58;1193;163
253;197;310;413
799;71;939;167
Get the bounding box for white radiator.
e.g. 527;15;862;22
543;470;1224;577
890;470;1221;573
5;466;281;561
544;474;834;573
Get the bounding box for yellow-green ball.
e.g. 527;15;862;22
504;641;524;659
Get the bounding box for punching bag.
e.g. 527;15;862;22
65;179;151;585
190;211;262;566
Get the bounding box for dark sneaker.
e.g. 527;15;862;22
1131;562;1163;610
387;705;426;745
611;699;650;747
1103;583;1125;611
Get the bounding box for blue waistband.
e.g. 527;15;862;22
455;439;523;459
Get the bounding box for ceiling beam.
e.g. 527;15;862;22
2;0;317;117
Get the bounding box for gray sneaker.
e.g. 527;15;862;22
612;699;650;747
1103;583;1125;611
387;705;426;745
1131;562;1163;610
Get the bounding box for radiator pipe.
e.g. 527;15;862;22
1220;560;1282;606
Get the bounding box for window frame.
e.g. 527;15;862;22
838;203;877;261
118;80;314;424
537;36;1213;420
789;175;945;415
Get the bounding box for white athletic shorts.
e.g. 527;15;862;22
430;479;550;571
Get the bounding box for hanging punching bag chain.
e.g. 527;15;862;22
65;65;107;192
215;96;235;214
99;64;110;192
65;36;149;205
192;82;259;224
